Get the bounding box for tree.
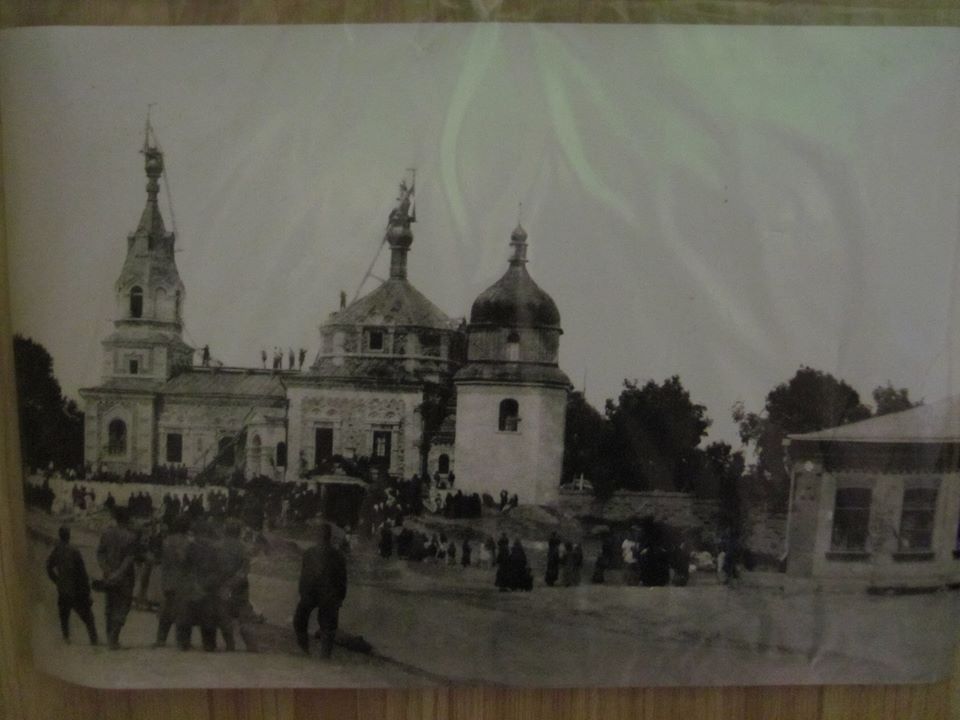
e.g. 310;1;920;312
872;382;920;416
702;441;746;537
13;334;84;472
735;366;871;510
603;376;711;492
561;390;608;491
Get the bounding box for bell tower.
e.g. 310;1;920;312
453;223;571;505
101;129;193;382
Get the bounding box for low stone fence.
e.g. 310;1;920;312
559;489;787;556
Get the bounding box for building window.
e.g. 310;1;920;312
438;453;450;474
129;358;139;375
420;333;440;357
368;330;384;351
166;433;183;463
830;487;871;553
107;419;127;455
498;399;520;432
130;286;143;318
372;430;392;466
315;427;334;467
899;486;938;552
276;441;287;467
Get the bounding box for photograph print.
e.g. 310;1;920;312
2;23;960;687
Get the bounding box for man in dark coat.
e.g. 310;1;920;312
47;526;98;645
545;532;561;587
155;515;191;647
190;522;233;652
218;519;258;652
507;539;533;591
294;523;347;658
96;507;139;649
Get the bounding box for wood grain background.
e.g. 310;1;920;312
1;2;959;717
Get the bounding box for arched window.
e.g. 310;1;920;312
130;286;143;318
506;330;520;361
107;419;127;455
276;441;287;467
498;399;519;432
438;454;450;474
175;291;182;319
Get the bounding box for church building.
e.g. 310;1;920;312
80;137;571;505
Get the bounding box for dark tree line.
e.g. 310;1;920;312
562;368;921;517
13;334;84;472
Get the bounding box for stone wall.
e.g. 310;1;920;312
560;489;787;556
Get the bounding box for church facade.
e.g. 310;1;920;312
80;141;571;504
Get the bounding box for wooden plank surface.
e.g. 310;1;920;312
1;1;959;718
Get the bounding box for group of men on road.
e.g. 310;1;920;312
47;508;349;660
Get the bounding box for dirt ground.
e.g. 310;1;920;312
26;510;960;688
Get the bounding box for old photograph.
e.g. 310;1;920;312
2;24;960;687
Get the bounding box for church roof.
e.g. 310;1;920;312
161;370;286;400
788;396;960;444
325;278;457;331
469;225;561;330
470;264;561;329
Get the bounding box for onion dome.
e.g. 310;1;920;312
469;224;561;330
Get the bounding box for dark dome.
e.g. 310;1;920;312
469;264;561;329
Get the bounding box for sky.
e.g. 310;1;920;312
2;24;959;447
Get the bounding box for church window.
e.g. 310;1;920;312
175;291;182;319
368;330;384;351
276;441;287;467
506;331;520;361
498;399;520;432
130;286;143;318
129;358;139;375
438;454;450;474
315;427;334;467
372;430;392;465
166;433;183;463
420;333;440;357
830;486;871;554
898;485;938;553
107;419;127;455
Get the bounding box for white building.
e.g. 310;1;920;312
80;139;571;503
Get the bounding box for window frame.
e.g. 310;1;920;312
107;419;127;456
367;329;385;352
166;432;183;463
130;286;144;318
827;485;872;558
895;482;939;560
498;398;520;433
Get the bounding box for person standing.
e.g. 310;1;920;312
96;507;139;649
47;526;98;645
155;515;192;648
218;519;258;652
545;532;561;587
294;523;347;658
